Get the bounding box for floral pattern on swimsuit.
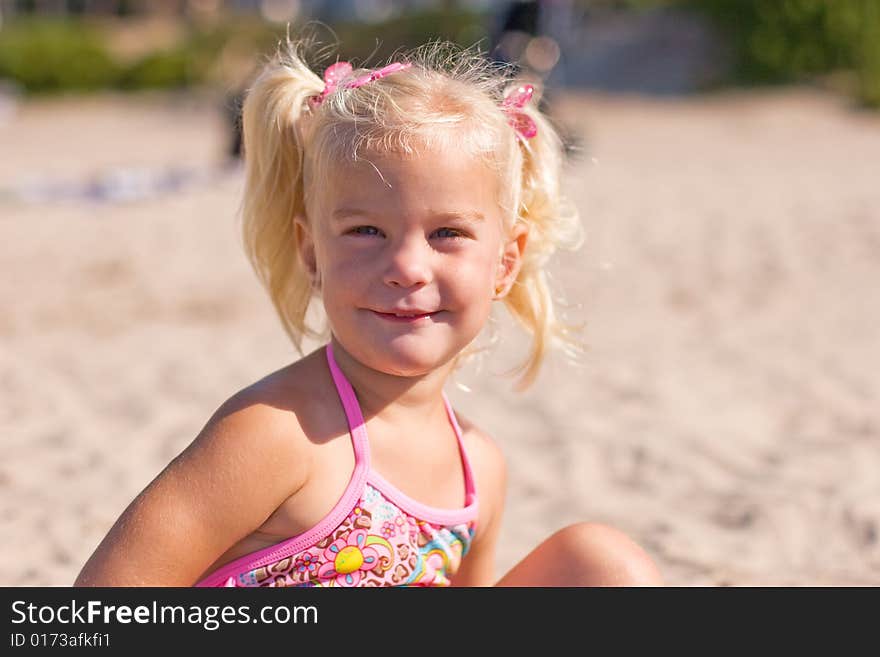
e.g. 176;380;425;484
226;483;475;587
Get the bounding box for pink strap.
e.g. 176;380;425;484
442;393;478;508
325;342;371;469
328;342;477;522
327;342;475;509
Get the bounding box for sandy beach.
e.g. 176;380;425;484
2;86;879;586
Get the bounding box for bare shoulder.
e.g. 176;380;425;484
191;353;327;473
75;348;335;586
184;373;311;493
179;347;341;529
453;412;508;522
455;413;506;477
447;410;508;586
182;352;314;462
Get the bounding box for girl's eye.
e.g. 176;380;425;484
349;226;382;237
434;227;466;239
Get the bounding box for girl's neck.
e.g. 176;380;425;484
328;337;454;425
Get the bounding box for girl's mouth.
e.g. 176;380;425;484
371;310;439;323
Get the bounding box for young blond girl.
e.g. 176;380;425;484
75;40;662;587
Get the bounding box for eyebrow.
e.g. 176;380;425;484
331;208;373;222
331;208;486;223
433;210;486;224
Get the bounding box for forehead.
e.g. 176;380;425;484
312;146;505;219
303;95;517;217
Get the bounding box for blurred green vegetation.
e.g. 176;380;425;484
0;9;488;96
584;0;880;106
0;15;281;93
675;0;880;106
0;19;121;92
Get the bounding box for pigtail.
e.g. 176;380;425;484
240;41;325;352
501;89;585;390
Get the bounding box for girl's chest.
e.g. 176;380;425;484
235;429;468;551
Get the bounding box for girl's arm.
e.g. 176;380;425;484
449;425;508;587
74;396;310;586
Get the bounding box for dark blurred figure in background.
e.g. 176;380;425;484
489;0;582;159
223;89;244;162
491;0;542;71
214;39;262;166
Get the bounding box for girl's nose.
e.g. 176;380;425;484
382;237;431;289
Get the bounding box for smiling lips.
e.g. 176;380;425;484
371;309;439;323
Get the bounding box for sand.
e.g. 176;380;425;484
2;87;879;586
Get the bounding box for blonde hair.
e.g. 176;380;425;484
240;37;583;389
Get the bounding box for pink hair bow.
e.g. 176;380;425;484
313;61;412;105
501;84;537;140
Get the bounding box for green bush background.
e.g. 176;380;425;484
0;9;488;93
680;0;880;106
0;19;121;93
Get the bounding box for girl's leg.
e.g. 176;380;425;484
495;522;663;586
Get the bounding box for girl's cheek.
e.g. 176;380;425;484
325;250;371;277
448;262;497;301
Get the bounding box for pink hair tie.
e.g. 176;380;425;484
347;61;411;88
502;84;538;140
315;61;352;103
312;61;411;106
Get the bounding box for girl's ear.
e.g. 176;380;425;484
294;216;319;285
494;222;529;299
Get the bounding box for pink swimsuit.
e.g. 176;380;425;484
196;343;478;587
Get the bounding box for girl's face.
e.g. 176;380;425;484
298;146;527;378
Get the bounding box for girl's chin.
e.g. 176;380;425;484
368;348;448;377
329;316;480;376
349;338;457;377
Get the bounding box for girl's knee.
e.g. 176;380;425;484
548;522;663;586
